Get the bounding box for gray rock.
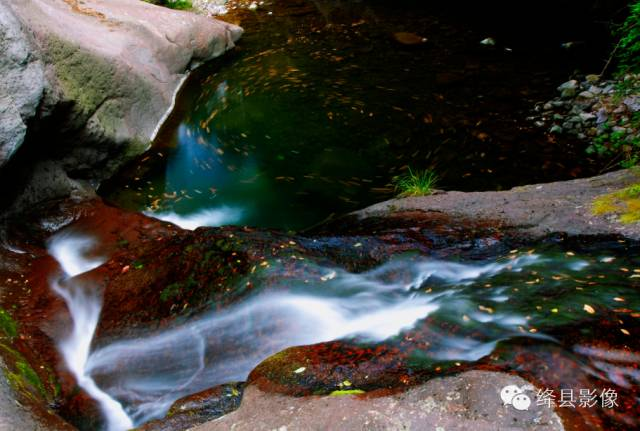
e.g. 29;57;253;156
195;371;564;431
543;102;553;110
0;3;45;167
352;169;640;240
0;0;242;212
612;126;628;135
588;85;603;95
577;90;595;99
596;109;608;124
549;125;563;134
579;112;596;122
557;79;578;92
624;96;640;112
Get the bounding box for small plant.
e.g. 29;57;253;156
587;121;640;169
392;168;438;197
145;0;192;10
615;1;640;74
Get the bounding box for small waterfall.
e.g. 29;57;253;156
85;252;549;426
47;232;134;431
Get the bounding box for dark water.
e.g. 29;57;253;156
99;0;613;230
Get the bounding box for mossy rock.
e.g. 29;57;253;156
593;183;640;223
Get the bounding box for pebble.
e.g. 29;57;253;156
577;91;595;99
558;80;578;91
585;74;600;83
579;112;596;122
534;73;640;151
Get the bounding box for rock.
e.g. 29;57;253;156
557;79;577;93
596;109;608;124
136;383;244;431
624;96;640;112
192;0;228;16
0;0;242;213
579;112;596;122
0;3;45;168
350;169;640;240
588;85;603;95
612;126;628;135
585;74;600;84
479;37;496;46
543;102;553;110
577;90;595;99
192;371;564;431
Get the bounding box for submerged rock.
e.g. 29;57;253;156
137;383;244;431
393;32;428;45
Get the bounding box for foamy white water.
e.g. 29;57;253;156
84;253;551;426
47;232;134;431
145;206;243;230
44;236;590;430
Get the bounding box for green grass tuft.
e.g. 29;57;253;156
393;168;438;197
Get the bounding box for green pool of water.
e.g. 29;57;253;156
100;0;605;230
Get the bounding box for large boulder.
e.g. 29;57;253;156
0;0;242;212
0;2;45;167
192;371;564;431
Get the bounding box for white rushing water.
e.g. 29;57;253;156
145;206;243;230
83;253;547;427
47;232;134;431
44;233;586;430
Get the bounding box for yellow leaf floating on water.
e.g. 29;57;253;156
621;329;630;335
583;304;596;314
293;367;306;374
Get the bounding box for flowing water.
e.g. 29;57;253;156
99;0;611;230
44;231;640;429
47;233;134;431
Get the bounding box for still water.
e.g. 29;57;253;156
100;0;606;230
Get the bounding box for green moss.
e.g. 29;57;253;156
0;309;18;339
592;183;640;224
160;282;182;302
329;389;365;396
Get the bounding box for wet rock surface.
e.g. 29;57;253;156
136;383;244;431
192;371;564;431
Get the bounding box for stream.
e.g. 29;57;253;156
9;0;639;430
47;229;640;429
